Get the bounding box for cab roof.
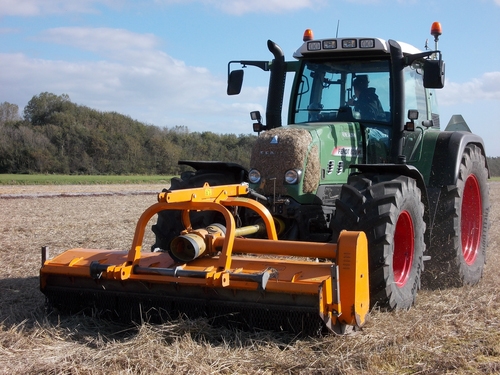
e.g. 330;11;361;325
293;37;422;59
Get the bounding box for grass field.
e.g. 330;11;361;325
1;174;499;186
0;174;174;185
0;183;499;374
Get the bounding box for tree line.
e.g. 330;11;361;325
0;93;256;175
1;92;500;177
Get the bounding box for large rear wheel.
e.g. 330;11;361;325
332;174;425;309
424;144;489;288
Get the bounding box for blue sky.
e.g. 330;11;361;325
1;0;500;155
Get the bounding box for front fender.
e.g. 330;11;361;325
428;131;488;188
349;163;431;247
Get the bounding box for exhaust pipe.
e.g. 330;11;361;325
265;40;286;129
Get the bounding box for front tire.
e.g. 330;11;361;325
425;144;489;288
332;174;426;309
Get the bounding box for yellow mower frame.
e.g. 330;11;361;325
40;183;369;334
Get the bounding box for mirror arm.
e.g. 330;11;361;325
227;60;269;76
404;50;441;66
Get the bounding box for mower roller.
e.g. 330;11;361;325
40;183;370;334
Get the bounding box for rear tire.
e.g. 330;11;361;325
424;144;489;288
332;174;425;309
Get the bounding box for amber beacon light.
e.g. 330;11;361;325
431;22;442;41
303;29;314;41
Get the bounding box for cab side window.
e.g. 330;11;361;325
404;66;427;122
427;89;440;128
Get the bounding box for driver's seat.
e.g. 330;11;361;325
336;106;355;121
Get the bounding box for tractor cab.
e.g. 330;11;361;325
228;25;445;166
288;29;444;166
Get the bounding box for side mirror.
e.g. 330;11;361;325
227;69;244;95
423;59;445;89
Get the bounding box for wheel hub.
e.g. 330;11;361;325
461;174;482;265
393;210;414;288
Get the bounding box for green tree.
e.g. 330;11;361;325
0;102;21;125
23;92;71;125
1;92;257;175
486;157;500;177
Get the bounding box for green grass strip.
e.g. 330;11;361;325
0;174;174;185
2;173;498;186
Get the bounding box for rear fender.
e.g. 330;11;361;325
350;163;427;203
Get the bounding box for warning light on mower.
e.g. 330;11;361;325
303;29;314;41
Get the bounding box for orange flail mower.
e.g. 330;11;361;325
40;183;369;334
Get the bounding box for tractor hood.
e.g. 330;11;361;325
249;123;363;204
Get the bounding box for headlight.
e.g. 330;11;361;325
342;39;357;48
359;39;375;48
248;169;261;184
284;169;301;184
307;41;321;51
322;40;337;49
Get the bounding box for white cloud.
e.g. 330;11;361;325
209;0;326;15
0;26;267;134
156;0;326;14
39;27;161;60
0;0;120;17
438;71;500;157
343;0;380;3
439;72;500;106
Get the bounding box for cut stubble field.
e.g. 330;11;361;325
0;183;499;374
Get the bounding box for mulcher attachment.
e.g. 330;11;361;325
40;183;369;334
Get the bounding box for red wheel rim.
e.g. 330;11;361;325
461;174;482;265
393;210;414;288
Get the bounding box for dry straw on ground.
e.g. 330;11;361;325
0;183;499;374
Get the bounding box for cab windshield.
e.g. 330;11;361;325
293;59;391;124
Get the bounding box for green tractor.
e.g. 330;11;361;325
152;23;489;310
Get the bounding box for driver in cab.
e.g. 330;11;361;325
348;75;386;121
